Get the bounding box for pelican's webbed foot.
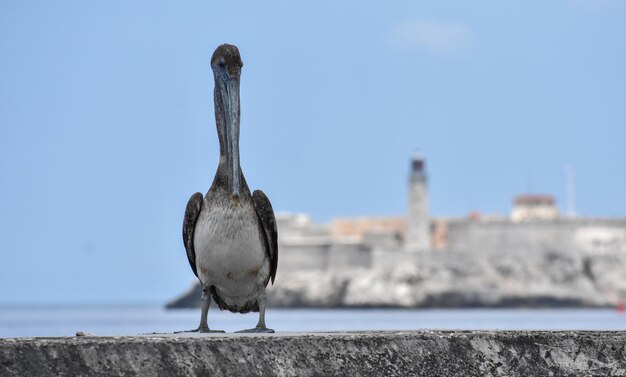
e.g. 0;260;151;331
175;326;225;334
235;326;275;334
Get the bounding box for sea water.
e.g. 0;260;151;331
1;305;625;338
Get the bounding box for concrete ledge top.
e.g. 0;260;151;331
2;330;625;376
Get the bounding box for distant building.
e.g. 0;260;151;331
275;153;626;272
330;217;405;250
511;194;559;222
406;152;430;251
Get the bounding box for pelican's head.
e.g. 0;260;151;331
211;44;243;81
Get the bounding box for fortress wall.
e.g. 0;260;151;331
574;222;626;254
274;217;626;276
445;218;626;254
445;220;578;254
278;244;330;271
279;243;373;272
327;243;372;269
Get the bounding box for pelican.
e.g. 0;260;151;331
181;44;278;333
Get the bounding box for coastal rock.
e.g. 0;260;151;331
167;249;621;309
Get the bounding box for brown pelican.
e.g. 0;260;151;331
181;44;278;333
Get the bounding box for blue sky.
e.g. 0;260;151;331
1;1;625;304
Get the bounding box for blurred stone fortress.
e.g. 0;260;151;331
169;154;626;308
278;153;626;272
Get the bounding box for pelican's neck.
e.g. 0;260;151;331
212;74;243;199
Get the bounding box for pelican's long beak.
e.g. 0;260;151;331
219;76;241;206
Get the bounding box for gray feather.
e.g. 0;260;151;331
183;192;204;278
252;190;278;285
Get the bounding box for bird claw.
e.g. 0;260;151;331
235;326;275;333
175;326;225;334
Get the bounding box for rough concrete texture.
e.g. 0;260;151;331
1;331;625;376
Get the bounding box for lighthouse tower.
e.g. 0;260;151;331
406;152;430;251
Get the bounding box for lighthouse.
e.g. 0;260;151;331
406;152;430;251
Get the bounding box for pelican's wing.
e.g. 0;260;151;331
182;192;204;278
252;190;278;285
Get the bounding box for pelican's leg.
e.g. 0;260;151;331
176;286;224;333
236;288;274;333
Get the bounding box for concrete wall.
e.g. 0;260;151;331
279;244;331;271
279;217;626;273
278;213;626;275
2;331;625;376
445;218;626;254
445;219;578;253
279;242;373;272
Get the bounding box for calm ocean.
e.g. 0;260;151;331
1;305;625;338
